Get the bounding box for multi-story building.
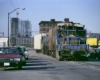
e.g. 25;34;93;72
10;18;19;37
10;18;19;46
39;19;64;33
10;18;32;46
39;18;85;34
18;20;32;38
11;18;32;38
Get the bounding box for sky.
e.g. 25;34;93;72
0;0;100;37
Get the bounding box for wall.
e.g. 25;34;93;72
0;38;8;47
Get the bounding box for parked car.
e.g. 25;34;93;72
0;47;26;69
19;46;29;60
14;46;26;64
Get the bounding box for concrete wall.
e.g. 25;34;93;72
0;37;8;47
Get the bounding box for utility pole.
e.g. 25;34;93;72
8;8;25;47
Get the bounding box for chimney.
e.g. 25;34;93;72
64;18;69;22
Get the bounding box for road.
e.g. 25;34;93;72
0;50;100;80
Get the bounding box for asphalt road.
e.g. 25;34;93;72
0;50;100;80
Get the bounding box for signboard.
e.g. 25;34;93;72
86;38;97;46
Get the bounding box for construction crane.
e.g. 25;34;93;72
10;0;19;18
0;32;4;37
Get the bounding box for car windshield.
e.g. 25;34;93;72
0;47;21;54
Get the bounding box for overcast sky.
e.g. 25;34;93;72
0;0;100;37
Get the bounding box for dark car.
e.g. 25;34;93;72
20;46;29;60
0;47;25;69
14;46;26;65
15;46;29;60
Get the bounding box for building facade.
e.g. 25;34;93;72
10;18;19;37
10;18;32;46
39;18;86;35
16;37;33;44
10;18;19;46
18;20;32;38
39;19;64;33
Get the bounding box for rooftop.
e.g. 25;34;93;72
39;18;70;25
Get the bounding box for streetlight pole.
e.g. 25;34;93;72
8;12;10;47
8;8;25;47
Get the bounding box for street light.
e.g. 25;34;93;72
8;7;25;47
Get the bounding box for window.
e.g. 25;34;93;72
48;28;49;31
45;24;49;26
51;24;53;26
68;31;75;36
49;24;52;27
43;24;45;26
77;31;86;37
43;28;45;31
0;48;22;54
27;39;29;44
24;39;26;44
17;39;20;44
58;31;67;38
47;24;49;26
40;24;43;27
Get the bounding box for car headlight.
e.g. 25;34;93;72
14;58;20;61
